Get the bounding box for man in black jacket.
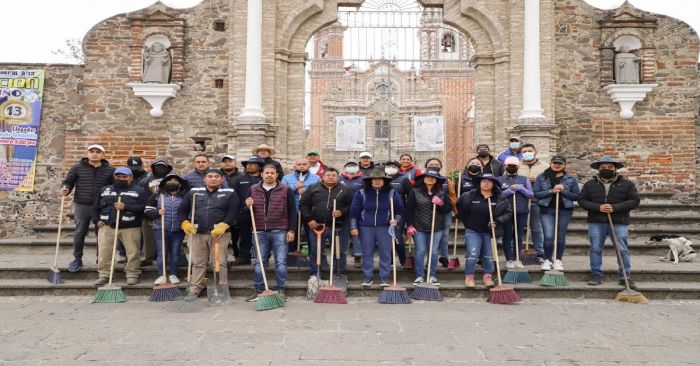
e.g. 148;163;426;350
578;156;640;288
252;144;284;180
230;156;264;265
60;144;115;272
92;167;148;286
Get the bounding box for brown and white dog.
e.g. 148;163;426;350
649;235;696;264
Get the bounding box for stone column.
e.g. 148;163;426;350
240;0;264;118
518;0;545;120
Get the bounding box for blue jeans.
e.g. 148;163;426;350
413;230;443;278
528;203;544;257
438;211;453;258
253;230;288;292
359;226;392;281
395;218;407;265
588;222;631;279
153;229;185;276
540;208;573;261
502;212;528;261
464;229;494;275
307;226;331;276
332;222;350;274
342;220;362;257
73;203;96;260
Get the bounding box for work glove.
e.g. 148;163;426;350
181;220;197;235
406;226;417;236
432;196;443;206
211;222;230;238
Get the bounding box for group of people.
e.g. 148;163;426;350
59;136;641;301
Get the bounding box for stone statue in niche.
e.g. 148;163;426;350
614;46;641;84
142;42;171;83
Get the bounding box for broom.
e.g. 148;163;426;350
503;195;532;284
47;196;65;284
447;179;461;270
92;197;127;303
608;213;648;303
250;205;286;311
379;198;411;304
486;196;521;304
315;199;347;304
540;192;568;287
403;235;415;269
150;194;182;302
288;213;310;267
410;202;442;301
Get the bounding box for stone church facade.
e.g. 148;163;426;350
0;0;698;237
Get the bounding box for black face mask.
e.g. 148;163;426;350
599;169;616;179
477;151;489;158
505;167;518;175
468;165;481;174
114;180;130;188
153;166;169;176
163;183;180;192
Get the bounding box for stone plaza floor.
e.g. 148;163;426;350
0;296;698;365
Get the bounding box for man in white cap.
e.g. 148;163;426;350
60;144;115;272
219;154;241;188
358;151;375;176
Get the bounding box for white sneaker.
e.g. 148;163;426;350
153;276;166;285
428;277;440;286
506;260;515;269
553;260;564;271
168;275;180;284
413;277;424;284
516;261;525;269
541;260;552;271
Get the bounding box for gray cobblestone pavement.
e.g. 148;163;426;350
1;296;699;365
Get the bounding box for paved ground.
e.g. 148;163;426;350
1;296;699;365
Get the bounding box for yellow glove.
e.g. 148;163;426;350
181;220;197;235
211;222;230;238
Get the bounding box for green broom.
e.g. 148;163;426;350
410;203;442;301
47;196;65;284
379;198;411;304
250;205;286;311
315;200;347;304
540;192;568;287
150;194;182;302
608;213;648;304
486;196;521;304
503;195;532;284
92;197;127;303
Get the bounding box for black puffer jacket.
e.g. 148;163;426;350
405;187;451;232
577;174;640;225
456;188;512;226
62;158;115;205
299;182;354;226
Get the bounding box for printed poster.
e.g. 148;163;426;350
414;115;444;151
335;115;366;151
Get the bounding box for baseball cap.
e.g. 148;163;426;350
220;154;236;162
504;156;520;166
114;167;132;176
359;151;372;158
306;149;320;156
476;144;490;150
127;156;142;167
344;159;359;166
508;136;521;142
87;144;105;153
551;155;567;164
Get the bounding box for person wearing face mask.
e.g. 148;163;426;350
533;155;580;272
578;156;640;288
230;156;264;266
91;167;148;286
384;160;414;267
136;157;174;266
340;159;365;267
517;144;548;262
497;157;534;268
144;174;187;285
474;144;503;176
139;157;174;193
127;156;148;182
497;136;524;163
460;157;484;193
282;158;321;252
424;158;458;268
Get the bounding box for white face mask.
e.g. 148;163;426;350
345;166;359;174
509;142;521;150
385;167;399;175
522;152;535;161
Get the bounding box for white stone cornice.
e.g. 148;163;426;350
603;84;657;119
126;82;180;118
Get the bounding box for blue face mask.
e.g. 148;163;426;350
522;152;535;161
509;142;521;150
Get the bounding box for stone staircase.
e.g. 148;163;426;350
1;192;699;300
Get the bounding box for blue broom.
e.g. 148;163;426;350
410;203;442;301
504;195;532;284
379;198;411;304
150;194;182;302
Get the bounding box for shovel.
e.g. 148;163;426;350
306;224;327;300
207;237;231;306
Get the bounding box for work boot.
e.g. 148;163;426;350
94;277;108;286
587;275;603;286
184;288;201;301
126;277;139;286
483;274;495;287
439;257;449;268
618;278;637;290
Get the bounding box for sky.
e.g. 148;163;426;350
0;0;698;64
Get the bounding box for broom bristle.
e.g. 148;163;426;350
149;284;183;302
614;289;649;304
539;271;569;287
91;287;127;303
520;251;540;265
256;289;287;311
409;284;443;301
315;286;347;304
503;269;532;284
487;285;521;304
378;286;411;304
287;252;310;267
47;268;63;284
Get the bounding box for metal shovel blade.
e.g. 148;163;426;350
333;274;348;296
207;272;231;306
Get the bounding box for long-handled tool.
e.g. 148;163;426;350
410;203;442;301
379;197;411;304
486;196;521;304
183;193;198;298
316;200;347;304
403;235;415;269
503;195;532;284
521;201;540;265
207;236;232;306
333;231;348;296
447;178;461;270
47;196;65;284
540;192;568;287
608;213;648;303
150;194;182;302
288;212;310;267
306;224;327;300
92;197;127;303
249;205;286;310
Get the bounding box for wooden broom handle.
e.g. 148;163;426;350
53;196;65;268
108;197;122;286
452;176;461;257
390;196;397;285
249;205;270;291
486;196;503;285
160;194;168;279
186;193;197;283
607;212;632;290
426;203;437;278
329;199;336;286
553;192;559;262
296;213;302;251
524;205;531;251
513;194;520;263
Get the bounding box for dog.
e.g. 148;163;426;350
649;235;696;264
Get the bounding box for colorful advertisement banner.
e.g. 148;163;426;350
0;70;44;191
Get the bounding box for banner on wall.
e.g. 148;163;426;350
0;70;45;192
414;115;444;151
335;115;366;151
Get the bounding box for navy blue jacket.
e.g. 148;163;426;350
349;186;404;228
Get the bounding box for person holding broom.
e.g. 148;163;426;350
578;156;640;288
177;168;239;300
457;174;512;288
245;165;297;302
424;158;458;268
405;168;451;285
497;157;534;268
533;155;580;272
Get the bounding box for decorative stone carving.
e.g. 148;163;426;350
614;46;640;84
603;83;657;119
126;82;180;117
142;42;172;83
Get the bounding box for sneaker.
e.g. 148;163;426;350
246;291;260;302
153;276;166;285
618;278;637;290
361;279;373;287
541;259;552;271
278;291;289;302
506;260;515;269
184;289;201;301
126;277;139;286
94;276;108;286
464;275;475;288
380;279;390;287
353;256;362;268
428;277;440;286
413;276;424;284
117;255;127;264
483;274;495;287
537;256;545;264
516;261;525;269
439;257;449;268
587;275;603;286
553;260;564;271
168;275;180;284
68;259;82;273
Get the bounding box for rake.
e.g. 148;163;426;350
520;203;540;265
288;213;310;267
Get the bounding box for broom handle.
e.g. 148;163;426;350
296;212;302;251
329;200;336;286
487;196;503;285
108;197;122;287
524;204;531;251
452;177;461;257
187;193;197;283
513;194;520;263
53;196;65;268
249;205;270;291
426;203;437;279
607;212;632;291
390;196;397;285
160;194;168;279
553;192;559;262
